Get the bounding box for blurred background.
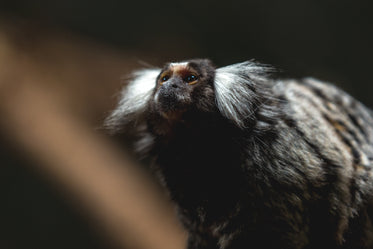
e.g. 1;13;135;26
0;1;372;249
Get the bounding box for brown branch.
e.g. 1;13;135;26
0;20;186;249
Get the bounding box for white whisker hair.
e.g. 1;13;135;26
214;61;273;128
105;68;160;132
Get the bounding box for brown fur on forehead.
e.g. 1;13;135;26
160;59;215;77
161;63;199;78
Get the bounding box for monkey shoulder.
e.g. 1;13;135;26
271;78;373;211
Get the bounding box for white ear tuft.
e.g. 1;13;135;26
105;68;161;132
214;61;271;128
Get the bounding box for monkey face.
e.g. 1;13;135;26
153;59;215;120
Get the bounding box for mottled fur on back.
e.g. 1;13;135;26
105;59;373;249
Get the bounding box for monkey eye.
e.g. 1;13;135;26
184;74;198;84
160;75;170;84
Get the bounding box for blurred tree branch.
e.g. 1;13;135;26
0;18;186;249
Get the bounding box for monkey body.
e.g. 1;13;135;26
105;60;373;249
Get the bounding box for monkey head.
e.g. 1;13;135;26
105;59;273;135
152;59;216;120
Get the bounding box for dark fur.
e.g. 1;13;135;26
105;59;373;249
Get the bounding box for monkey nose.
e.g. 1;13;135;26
165;78;183;89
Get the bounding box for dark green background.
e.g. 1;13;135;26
2;0;372;105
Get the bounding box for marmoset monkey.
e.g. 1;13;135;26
105;59;373;249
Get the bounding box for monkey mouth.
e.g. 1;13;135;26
156;92;189;120
158;99;187;120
